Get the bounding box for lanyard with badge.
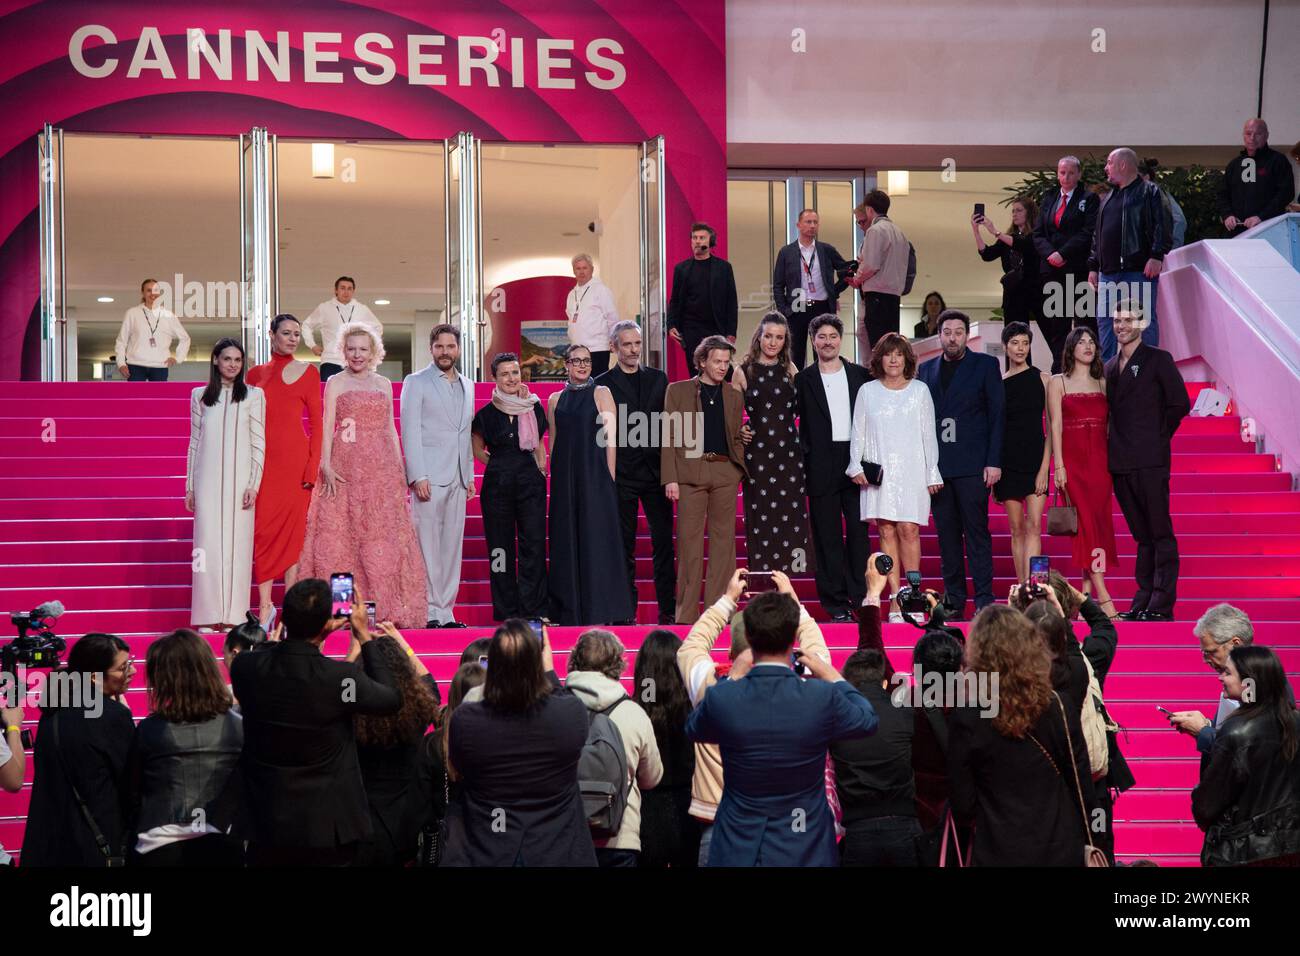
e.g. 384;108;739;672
570;284;590;324
335;303;355;326
801;246;818;296
142;306;162;348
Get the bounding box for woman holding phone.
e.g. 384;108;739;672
972;197;1041;330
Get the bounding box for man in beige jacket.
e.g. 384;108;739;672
676;568;833;865
567;629;663;867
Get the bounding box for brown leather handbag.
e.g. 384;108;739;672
1046;487;1078;536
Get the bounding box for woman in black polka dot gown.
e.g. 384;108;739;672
731;313;811;575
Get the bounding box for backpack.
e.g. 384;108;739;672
577;697;631;839
902;242;918;296
1079;655;1116;780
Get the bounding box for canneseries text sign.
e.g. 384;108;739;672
67;25;628;90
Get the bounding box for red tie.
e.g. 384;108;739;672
1054;192;1067;227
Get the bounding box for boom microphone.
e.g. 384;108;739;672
31;601;65;620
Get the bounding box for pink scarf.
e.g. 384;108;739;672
491;386;540;451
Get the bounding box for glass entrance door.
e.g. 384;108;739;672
38;124;68;381
240;127;276;366
639;136;666;370
446;132;482;379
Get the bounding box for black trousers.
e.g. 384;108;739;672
481;464;549;620
863;291;901;347
589;350;611;376
1038;270;1093;373
1112;466;1178;615
787;299;836;370
617;477;675;618
807;478;870;616
319;362;343;381
930;473;994;613
679;325;727;378
1094;778;1116;863
127;364;168;381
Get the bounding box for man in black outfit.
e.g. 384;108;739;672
1105;308;1190;621
1217;118;1295;236
232;578;402;866
666;222;738;380
795;314;872;622
1033;155;1100;369
772;209;852;369
596;320;675;624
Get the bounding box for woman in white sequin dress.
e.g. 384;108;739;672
847;333;942;620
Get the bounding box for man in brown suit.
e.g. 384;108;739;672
662;335;749;624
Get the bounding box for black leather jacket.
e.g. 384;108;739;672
1192;710;1300;866
131;712;243;835
1087;178;1173;273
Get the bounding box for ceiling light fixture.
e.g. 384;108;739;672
885;170;910;196
373;299;390;306
97;296;114;303
312;143;335;179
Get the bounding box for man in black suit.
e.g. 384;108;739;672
772;209;852;369
667;222;738;380
232;578;402;866
1105;307;1190;621
916;311;1005;619
795;314;872;622
1033;156;1100;371
596;320;675;623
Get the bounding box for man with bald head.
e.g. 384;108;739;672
1088;147;1172;362
1217;119;1294;236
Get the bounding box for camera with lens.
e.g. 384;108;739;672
895;571;932;618
2;601;66;673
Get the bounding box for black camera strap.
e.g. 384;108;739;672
47;710;124;866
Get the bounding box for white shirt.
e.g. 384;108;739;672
115;304;190;369
820;364;852;441
302;298;383;364
797;239;825;302
1214;693;1240;727
565;278;619;351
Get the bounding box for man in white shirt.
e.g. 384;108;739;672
115;278;190;381
847;190;911;359
302;276;383;381
565;254;620;376
401;324;475;629
794;315;873;622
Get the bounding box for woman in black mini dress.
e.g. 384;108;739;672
994;322;1051;585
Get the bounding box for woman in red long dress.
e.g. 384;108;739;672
1047;327;1119;618
245;315;322;621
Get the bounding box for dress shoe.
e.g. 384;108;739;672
424;620;440;629
441;621;468;629
1115;608;1146;622
613;618;638;626
829;611;854;624
1136;610;1174;622
657;613;677;625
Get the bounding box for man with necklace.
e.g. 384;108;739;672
662;336;748;625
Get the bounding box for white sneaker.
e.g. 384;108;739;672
888;612;904;624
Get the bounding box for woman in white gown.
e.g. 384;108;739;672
847;333;942;621
187;338;265;629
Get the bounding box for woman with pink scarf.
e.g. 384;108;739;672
471;352;550;621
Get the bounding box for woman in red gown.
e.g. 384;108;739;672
1047;327;1119;618
245;315;322;621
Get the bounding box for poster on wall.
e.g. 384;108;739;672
519;322;569;381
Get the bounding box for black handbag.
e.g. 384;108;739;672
48;711;126;867
416;738;450;867
859;461;884;486
1203;802;1300;867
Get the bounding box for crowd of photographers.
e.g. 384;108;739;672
6;562;1297;868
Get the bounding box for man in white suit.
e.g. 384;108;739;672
401;324;475;628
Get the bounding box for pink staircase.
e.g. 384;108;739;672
0;378;1296;866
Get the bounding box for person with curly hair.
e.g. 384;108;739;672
352;625;442;866
947;604;1100;865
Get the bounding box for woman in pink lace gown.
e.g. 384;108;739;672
297;323;427;627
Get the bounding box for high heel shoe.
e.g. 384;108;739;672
1099;599;1121;621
